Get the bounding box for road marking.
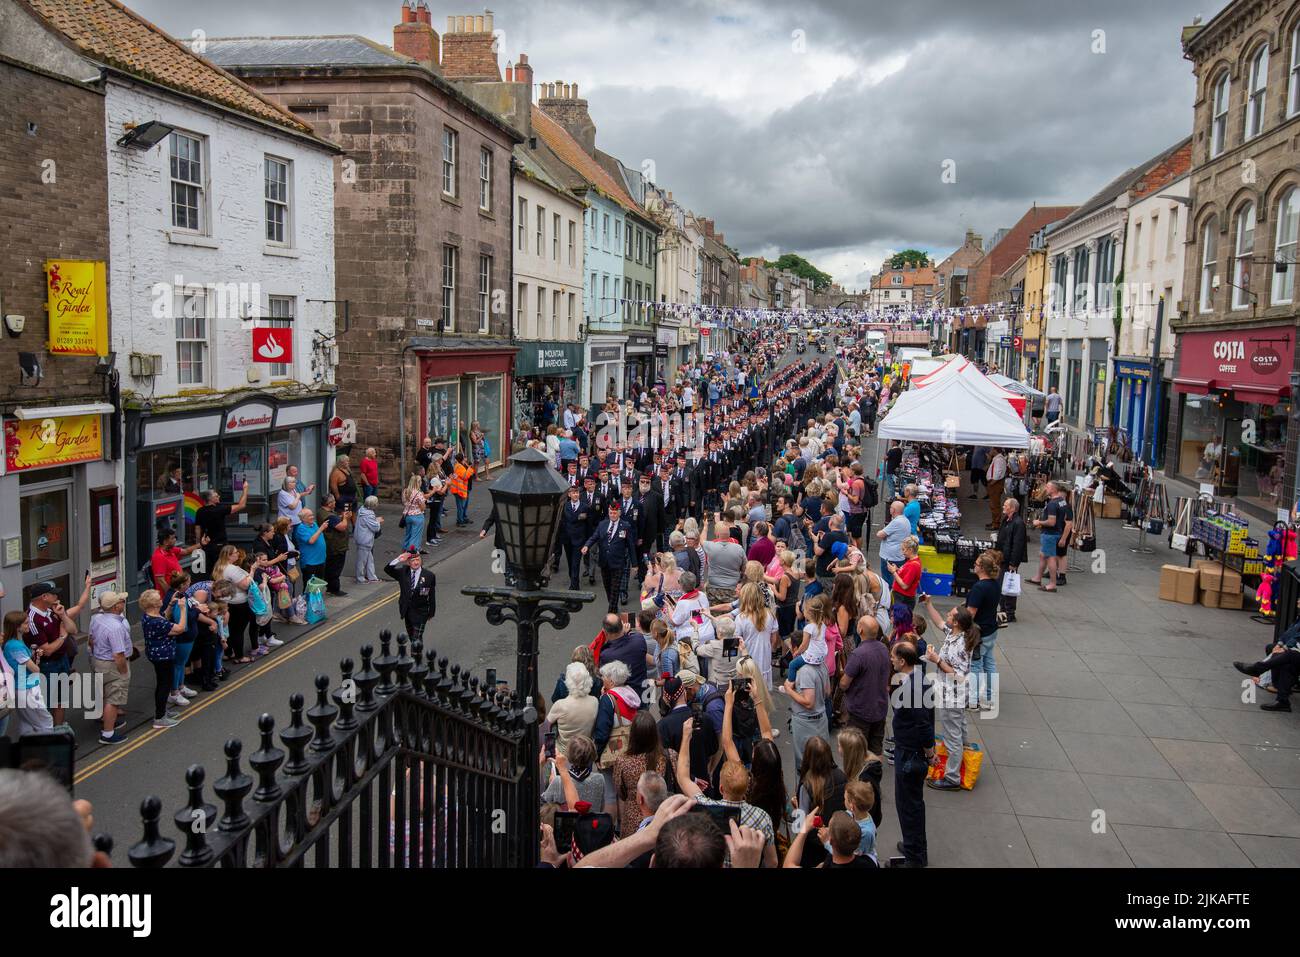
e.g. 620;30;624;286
74;589;397;785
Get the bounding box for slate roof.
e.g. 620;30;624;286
531;106;637;211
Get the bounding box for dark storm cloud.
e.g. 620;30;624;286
126;0;1220;283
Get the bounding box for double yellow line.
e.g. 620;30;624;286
74;588;397;785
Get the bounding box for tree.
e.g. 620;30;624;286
888;249;930;270
764;253;833;291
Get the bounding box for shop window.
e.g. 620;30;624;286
1238;400;1291;512
1066;359;1082;420
1178;394;1226;485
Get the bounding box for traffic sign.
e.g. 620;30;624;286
999;335;1012;347
1012;335;1023;351
327;416;346;446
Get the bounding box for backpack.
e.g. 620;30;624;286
862;475;879;510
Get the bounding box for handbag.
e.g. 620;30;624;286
1001;571;1022;597
399;514;407;529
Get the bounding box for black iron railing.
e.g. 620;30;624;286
122;631;529;868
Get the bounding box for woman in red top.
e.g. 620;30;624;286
359;447;380;497
887;536;922;610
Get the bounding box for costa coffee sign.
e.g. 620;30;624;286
223;401;275;436
1178;325;1293;393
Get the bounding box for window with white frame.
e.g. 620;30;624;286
478;254;491;333
636;229;644;264
624;278;631;321
1149;214;1159;262
1290;24;1300;118
1210;73;1230;157
175;288;208;386
1132;222;1143;269
441;245;457;330
169;131;204;231
552;290;561;339
567;292;575;335
518;198;527;250
536;285;545;339
479;148;492;211
537;205;545;256
1246;46;1269;140
265;295;294;379
589;272;597;309
1072;245;1090;313
442;128;459;197
1200;217;1218;313
517;281;527;335
264;156;290;245
1232;203;1255;309
1167;206;1179;257
625;222;632;257
602;214;609;249
1274;188;1298;304
1096;236;1115;311
568;220;577;266
891;274;902;285
553;212;561;261
601;275;609;314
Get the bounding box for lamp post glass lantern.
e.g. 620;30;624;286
488;446;568;587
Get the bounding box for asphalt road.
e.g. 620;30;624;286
78;340;843;861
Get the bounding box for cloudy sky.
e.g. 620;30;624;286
131;0;1219;289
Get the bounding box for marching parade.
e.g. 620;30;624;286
0;0;1297;933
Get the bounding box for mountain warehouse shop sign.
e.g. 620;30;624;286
224;402;276;435
517;342;583;377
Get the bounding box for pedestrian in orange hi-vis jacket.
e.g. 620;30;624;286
451;452;476;527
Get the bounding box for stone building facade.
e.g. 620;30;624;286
1168;0;1300;519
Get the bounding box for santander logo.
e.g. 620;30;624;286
256;332;286;361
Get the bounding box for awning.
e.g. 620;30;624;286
1234;386;1288;405
1173;376;1212;395
13;402;114;420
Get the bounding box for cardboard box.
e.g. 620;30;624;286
1220;568;1243;595
1102;495;1123;519
1160;564;1199;604
1195;561;1242;594
1218;589;1245;609
1200;588;1246;610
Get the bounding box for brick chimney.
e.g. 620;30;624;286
538;81;596;155
441;10;502;81
394;0;439;67
514;52;533;93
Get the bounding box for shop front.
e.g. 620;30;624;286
419;348;514;469
1172;323;1296;518
656;324;678;383
679;324;699;366
1;403;122;610
124;392;336;594
624;332;655;396
513;341;583;436
584;339;624;408
1022;336;1040;388
1112;358;1169;466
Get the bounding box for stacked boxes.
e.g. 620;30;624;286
1158;564;1199;604
1195;560;1245;609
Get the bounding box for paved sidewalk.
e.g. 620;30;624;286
43;489;500;763
860;426;1295;867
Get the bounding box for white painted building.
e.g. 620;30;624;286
511;146;586;428
101;48;338;591
1044;138;1190;440
1115;165;1190;459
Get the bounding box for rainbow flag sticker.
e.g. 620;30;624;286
183;491;203;525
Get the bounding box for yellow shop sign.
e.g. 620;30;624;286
46;259;109;356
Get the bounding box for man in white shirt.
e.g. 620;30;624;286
563;403;579;431
681;383;694;412
985;448;1008;530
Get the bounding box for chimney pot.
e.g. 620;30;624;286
475;15;484;32
447;15;454;31
486;11;494;32
571;82;578;98
505;64;513;81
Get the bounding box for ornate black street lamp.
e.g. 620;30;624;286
462;445;594;866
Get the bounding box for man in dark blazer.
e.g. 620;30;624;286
616;476;642;605
582;499;634;614
556;484;592;591
994;497;1028;624
638;471;669;563
581;475;604;585
385;547;437;644
890;640;934;868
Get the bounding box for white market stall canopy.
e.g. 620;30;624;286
878;370;1031;448
913;357;1027;417
907;354;956;379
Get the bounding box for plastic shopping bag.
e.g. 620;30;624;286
1001;572;1022;597
927;742;984;790
305;576;328;624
